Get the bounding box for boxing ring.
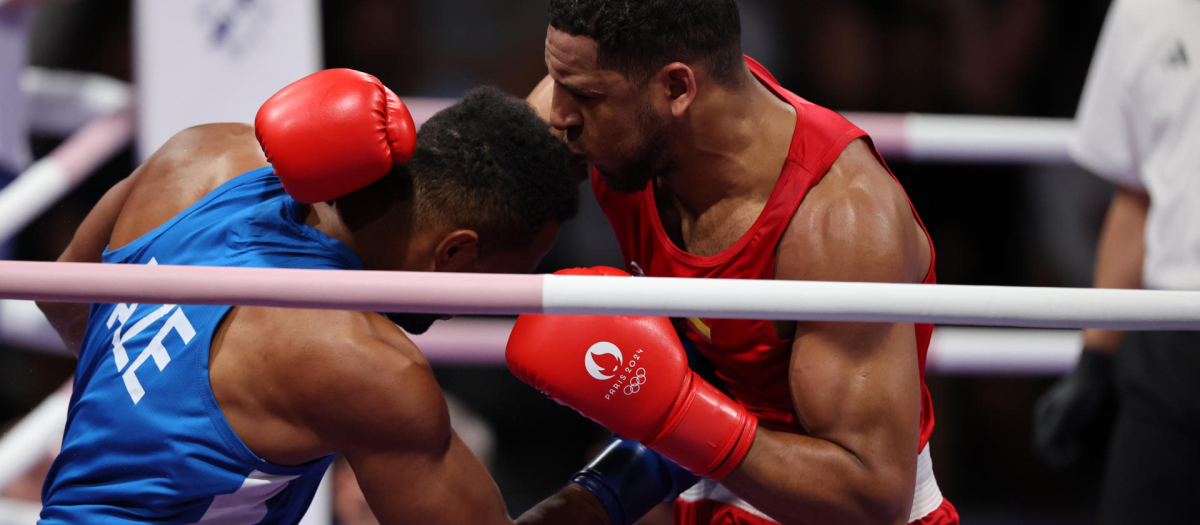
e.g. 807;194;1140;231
0;80;1147;522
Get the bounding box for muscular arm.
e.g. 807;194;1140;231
35;176;136;354
36;123;266;355
1083;187;1148;353
292;318;514;525
721;140;928;525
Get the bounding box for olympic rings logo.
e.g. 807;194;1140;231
623;368;647;395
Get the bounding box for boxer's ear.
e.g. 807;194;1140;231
433;230;480;272
657;62;697;117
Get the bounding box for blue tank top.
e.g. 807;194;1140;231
40;167;362;524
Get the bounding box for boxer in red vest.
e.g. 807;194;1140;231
508;2;959;524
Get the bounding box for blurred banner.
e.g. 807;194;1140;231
134;0;321;159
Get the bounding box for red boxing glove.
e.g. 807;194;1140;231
506;267;758;479
255;68;416;203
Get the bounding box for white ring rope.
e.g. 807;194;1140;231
0;68;134;245
841;112;1073;164
0;82;1070;258
22;68;133;136
0;386;68;494
0;299;1084;374
540;275;1196;329
0;261;1196;330
0;300;70;355
0;108;135;244
402;98;1074;164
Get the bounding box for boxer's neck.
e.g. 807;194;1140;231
659;68;796;216
305;192;420;272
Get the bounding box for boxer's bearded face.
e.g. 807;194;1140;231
545;27;679;193
595;99;678;194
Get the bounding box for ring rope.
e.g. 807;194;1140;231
1;261;1197;330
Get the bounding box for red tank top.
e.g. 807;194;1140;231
591;57;937;449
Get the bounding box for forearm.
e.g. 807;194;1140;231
36;237;106;354
722;428;914;525
35;301;89;354
516;483;611;525
1083;187;1148;353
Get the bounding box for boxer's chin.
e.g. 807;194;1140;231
384;312;452;335
598;146;676;194
597;166;655;194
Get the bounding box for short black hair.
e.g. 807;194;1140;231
408;86;578;254
548;0;744;86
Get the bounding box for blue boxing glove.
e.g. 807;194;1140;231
567;335;719;525
570;438;699;525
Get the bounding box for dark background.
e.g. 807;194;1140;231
3;1;1123;522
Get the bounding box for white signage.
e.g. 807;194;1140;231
134;0;321;160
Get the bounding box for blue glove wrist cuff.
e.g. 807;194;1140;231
569;437;699;525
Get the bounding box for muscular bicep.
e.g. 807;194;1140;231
347;429;511;525
776;137;927;478
56;176;135;264
788;322;921;465
38;123;267;354
309;332;511;525
37;176;138;354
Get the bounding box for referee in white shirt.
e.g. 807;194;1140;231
1034;0;1200;522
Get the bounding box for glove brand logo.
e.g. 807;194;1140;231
584;342;623;381
605;348;645;400
623;368;647;395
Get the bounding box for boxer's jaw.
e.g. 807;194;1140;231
595;100;678;194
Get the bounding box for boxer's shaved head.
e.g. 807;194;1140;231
548;0;744;87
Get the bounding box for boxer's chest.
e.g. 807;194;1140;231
652;187;769;258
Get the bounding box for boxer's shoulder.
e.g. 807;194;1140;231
776;138;928;284
131;123;266;198
210;306;445;463
111;123;269;248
